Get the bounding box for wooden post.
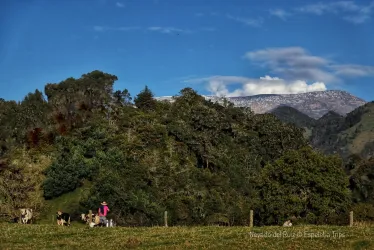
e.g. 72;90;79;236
164;211;168;227
52;215;54;225
89;210;92;224
349;211;353;227
249;210;253;228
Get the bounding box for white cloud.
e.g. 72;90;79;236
331;64;374;77
269;9;290;20
93;25;211;34
343;15;371;23
116;2;125;8
298;2;358;15
185;75;327;97
244;47;338;83
147;26;192;34
297;1;374;23
245;47;328;68
181;46;374;97
185;76;249;85
244;46;374;84
297;3;333;15
148;26;215;34
226;14;263;27
93;26;140;32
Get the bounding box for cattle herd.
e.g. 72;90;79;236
16;209;291;227
14;208;115;227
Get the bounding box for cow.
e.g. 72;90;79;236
83;213;115;228
20;208;33;224
56;211;71;226
88;214;102;228
81;213;97;225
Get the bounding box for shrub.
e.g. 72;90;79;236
352;203;374;222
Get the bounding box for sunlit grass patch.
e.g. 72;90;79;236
1;224;374;249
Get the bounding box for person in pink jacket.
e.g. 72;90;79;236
98;201;110;225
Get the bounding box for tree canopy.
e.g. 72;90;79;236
0;70;357;226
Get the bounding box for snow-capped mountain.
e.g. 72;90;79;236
155;90;367;119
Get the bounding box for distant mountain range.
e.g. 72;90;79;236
156;90;366;119
156;90;373;159
268;101;374;160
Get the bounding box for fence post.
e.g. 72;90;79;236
250;210;253;228
52;215;54;225
349;211;353;227
89;210;92;225
164;211;168;227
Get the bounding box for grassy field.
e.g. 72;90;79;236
1;224;374;250
39;182;92;224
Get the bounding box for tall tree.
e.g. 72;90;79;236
134;86;156;111
44;70;118;133
257;147;351;225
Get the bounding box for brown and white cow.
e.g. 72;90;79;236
20;208;33;224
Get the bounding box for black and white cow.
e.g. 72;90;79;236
56;211;71;226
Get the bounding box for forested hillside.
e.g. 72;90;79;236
266;103;374;160
311;102;374;159
269;106;316;138
0;70;371;226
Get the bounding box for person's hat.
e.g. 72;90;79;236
101;201;108;205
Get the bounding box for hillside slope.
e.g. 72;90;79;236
269;105;316;129
310;102;374;159
269;106;316;138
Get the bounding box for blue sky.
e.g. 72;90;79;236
1;0;374;102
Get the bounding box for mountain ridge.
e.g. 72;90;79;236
270;106;316;126
156;90;366;119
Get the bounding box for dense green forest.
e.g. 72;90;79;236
0;70;373;226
